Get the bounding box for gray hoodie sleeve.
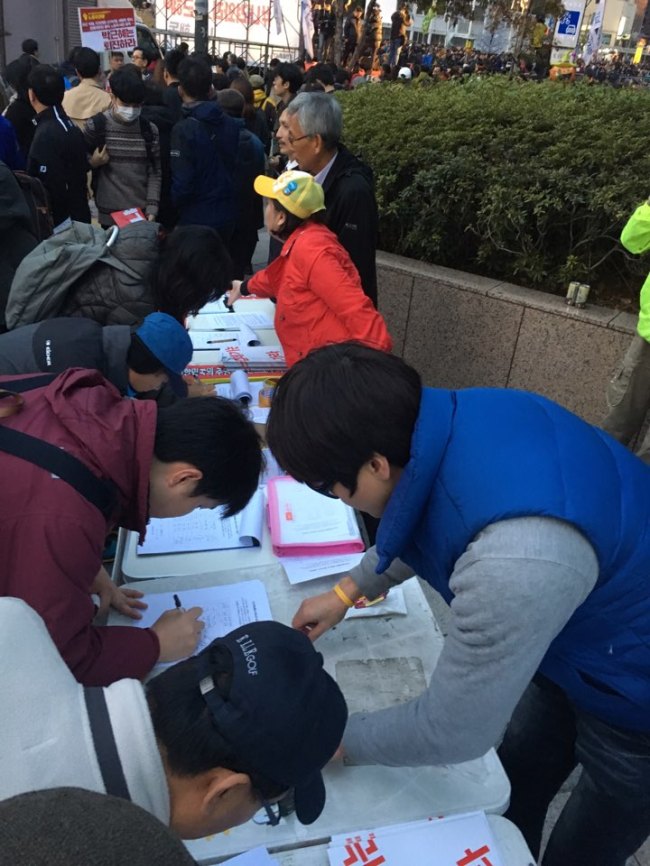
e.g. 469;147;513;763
348;547;415;599
342;517;598;767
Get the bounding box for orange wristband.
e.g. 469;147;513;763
333;583;355;608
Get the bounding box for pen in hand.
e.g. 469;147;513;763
173;593;185;612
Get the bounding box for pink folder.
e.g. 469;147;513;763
267;476;365;557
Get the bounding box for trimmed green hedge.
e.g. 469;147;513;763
339;79;650;303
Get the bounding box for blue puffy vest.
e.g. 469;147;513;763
375;387;650;731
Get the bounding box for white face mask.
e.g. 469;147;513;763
114;105;141;122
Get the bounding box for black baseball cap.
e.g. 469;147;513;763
197;621;347;825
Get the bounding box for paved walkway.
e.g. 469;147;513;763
421;581;650;866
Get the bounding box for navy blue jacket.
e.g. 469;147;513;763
0;116;24;170
170;100;239;230
376;387;650;731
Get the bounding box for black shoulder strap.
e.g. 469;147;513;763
138;116;156;169
4;373;58;393
0;375;117;519
0;426;117;518
84;687;132;801
90;111;107;150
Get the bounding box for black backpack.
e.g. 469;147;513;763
12;171;54;243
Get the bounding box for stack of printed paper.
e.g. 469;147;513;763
217;343;285;370
327;811;504;866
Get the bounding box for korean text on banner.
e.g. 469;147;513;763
78;7;138;52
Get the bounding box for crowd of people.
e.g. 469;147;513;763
0;31;649;866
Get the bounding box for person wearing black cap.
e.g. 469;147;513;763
0;312;193;400
0;599;347;837
0;313;192;397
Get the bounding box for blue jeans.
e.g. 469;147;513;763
388;38;403;67
498;675;650;865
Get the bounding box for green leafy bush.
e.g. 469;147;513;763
339;79;650;304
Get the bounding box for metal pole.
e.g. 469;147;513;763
195;0;209;53
264;0;273;66
0;0;6;72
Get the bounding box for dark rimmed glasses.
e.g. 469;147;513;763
307;482;339;499
287;132;313;145
255;798;282;826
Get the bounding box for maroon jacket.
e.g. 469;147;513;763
0;368;160;685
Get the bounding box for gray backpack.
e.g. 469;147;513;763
6;220;159;330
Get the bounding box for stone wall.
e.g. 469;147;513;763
376;251;637;425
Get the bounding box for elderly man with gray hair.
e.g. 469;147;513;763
283;92;379;306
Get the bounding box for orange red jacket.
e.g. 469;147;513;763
246;222;392;366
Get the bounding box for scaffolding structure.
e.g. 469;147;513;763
149;0;301;63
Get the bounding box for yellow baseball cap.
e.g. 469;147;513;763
254;170;326;220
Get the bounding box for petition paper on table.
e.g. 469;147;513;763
137;490;265;555
187;311;274;330
120;580;272;663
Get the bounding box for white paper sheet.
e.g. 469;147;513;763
280;552;365;585
213;381;271;423
191;331;241;351
238;322;261;346
215;380;264;403
188;312;274;330
137;490;265;555
130;580;272;660
220;848;279;866
270;478;361;546
260;449;282;485
328;811;504;866
195;297;233;315
346;585;407;619
249;405;270;423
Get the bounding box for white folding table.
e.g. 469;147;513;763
110;523;531;863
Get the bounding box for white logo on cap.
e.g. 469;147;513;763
236;634;259;675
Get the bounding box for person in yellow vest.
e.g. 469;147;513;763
602;198;650;462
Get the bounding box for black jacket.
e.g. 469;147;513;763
232;119;265;230
163;81;183;122
321;146;378;306
4;96;36;162
142;101;177;229
0;317;130;393
0;162;37;331
26;105;90;231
